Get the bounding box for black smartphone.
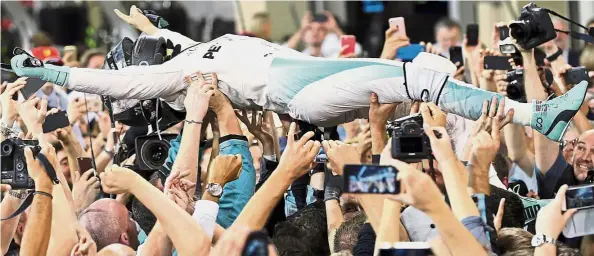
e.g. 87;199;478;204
484;56;512;70
76;157;94;175
499;26;510;40
379;248;433;256
449;46;463;67
466;24;479;46
20;77;45;100
242;231;270;256
564;184;594;210
42;110;69;133
565;67;590;85
343;164;399;194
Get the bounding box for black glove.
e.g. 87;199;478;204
324;170;343;202
140;9;169;29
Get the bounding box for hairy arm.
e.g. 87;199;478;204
0;195;25;254
440;159;481;219
503;124;535;176
20;183;53;256
325;199;344;247
170;121;202;195
137;222;173;256
522;50;559;175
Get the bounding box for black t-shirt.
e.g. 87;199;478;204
536;149;579;199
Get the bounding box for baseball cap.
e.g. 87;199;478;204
31;46;63;66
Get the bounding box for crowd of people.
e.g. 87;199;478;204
2;3;594;256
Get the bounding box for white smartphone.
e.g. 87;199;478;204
563;184;594;211
388;17;406;38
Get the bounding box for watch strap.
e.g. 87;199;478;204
546;47;563;62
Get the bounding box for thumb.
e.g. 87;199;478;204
562;209;577;224
114;9;131;22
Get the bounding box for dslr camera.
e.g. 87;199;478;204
509;3;556;50
505;68;526;102
135;133;177;171
1;139;41;189
387;114;431;162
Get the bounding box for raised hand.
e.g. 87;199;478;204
72;169;100;215
278;123;321;180
18;96;48;136
535;185;577;239
469;97;514;137
99;165;141;194
184;72;215;122
380;27;410;60
322;140;360;175
1;77;27;123
207;154;243;185
114;5;157;35
236;110;274;147
167;183;195;215
67;98;86;125
369;93;398;125
420;102;446;128
493;198;505;234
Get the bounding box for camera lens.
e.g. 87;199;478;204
139;140;170;170
506;82;524;101
1;143;13;156
509;21;530;42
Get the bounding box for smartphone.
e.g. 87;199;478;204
564;184;594;210
396;44;424;61
484;56;512;70
87;98;104;112
20;77;45;100
449;46;463;67
499;26;510;41
466;24;479;46
64;45;78;62
340;35;356;56
389;17;406;38
343;164;399;194
42;110;69;133
77;157;94;174
242;231;270;256
314;148;327;163
379;242;433;256
565;67;590;85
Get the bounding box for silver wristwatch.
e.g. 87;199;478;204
206;183;223;197
531;234;556;247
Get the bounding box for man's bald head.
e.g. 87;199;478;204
79;199;131;250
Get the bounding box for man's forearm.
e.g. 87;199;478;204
503;124;535;176
428;203;487;256
286;29;304;50
61;133;84;179
325;200;344;235
138;222;173;256
375;199;401;250
171;122;202;192
370;124;387;155
20;183;53;256
232;168;293;229
131;178;210;255
47;182;78;256
357;195;385;232
1;195;25;254
215;107;242;137
440;159;480;220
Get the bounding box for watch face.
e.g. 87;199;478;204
208;183;223;197
531;234;544;247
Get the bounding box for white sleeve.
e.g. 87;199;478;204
192;200;219;239
67;64;186;101
153;29;198;50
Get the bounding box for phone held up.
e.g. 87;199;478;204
343;164;399;194
564;183;594;211
466;24;479;46
340;35;356;56
389;17;406;38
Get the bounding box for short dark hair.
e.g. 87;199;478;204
496;228;580;255
288;202;329;255
333;211;366;253
130;198;157;234
434;18;462;34
272;222;312;256
80;48;106;68
486;185;525;230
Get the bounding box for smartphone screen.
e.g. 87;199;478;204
449;46;463;67
77;157;94;174
343;164;399;194
341;35;356;55
389;17;406;38
565;184;594;210
42;110;70;133
484;56;512;70
396;44;424;61
314;148;328;163
379;242;433;256
242;231;270;256
466;24;479;46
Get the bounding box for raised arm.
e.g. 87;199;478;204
232;123;320;229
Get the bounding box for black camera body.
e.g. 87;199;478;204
387;114;431;162
509;3;556;50
1;139;41;189
505;68;526;102
135;133;177;172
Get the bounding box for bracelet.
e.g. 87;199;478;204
33;191;53;199
104;148;115;157
0;122;17;138
546;47;563;62
184;119;203;125
8;190;29;199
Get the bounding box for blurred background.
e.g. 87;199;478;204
1;0;593;62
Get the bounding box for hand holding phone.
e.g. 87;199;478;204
466;24;479;46
43;110;70;133
389;17;406;38
343;164;399;194
564;67;589;86
64;45;78;62
340;35;356;56
77;157;94;175
483;56;512;70
449;46;463;67
564;184;594;210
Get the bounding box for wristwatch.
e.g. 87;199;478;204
546;47;563;62
531;234;556;247
205;183;223;197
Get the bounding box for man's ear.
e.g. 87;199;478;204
120;233;130;246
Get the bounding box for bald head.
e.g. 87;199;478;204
79;199;130;250
97;244;135;256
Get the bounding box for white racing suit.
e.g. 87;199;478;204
63;29;587;141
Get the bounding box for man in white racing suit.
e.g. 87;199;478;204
9;8;588;142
